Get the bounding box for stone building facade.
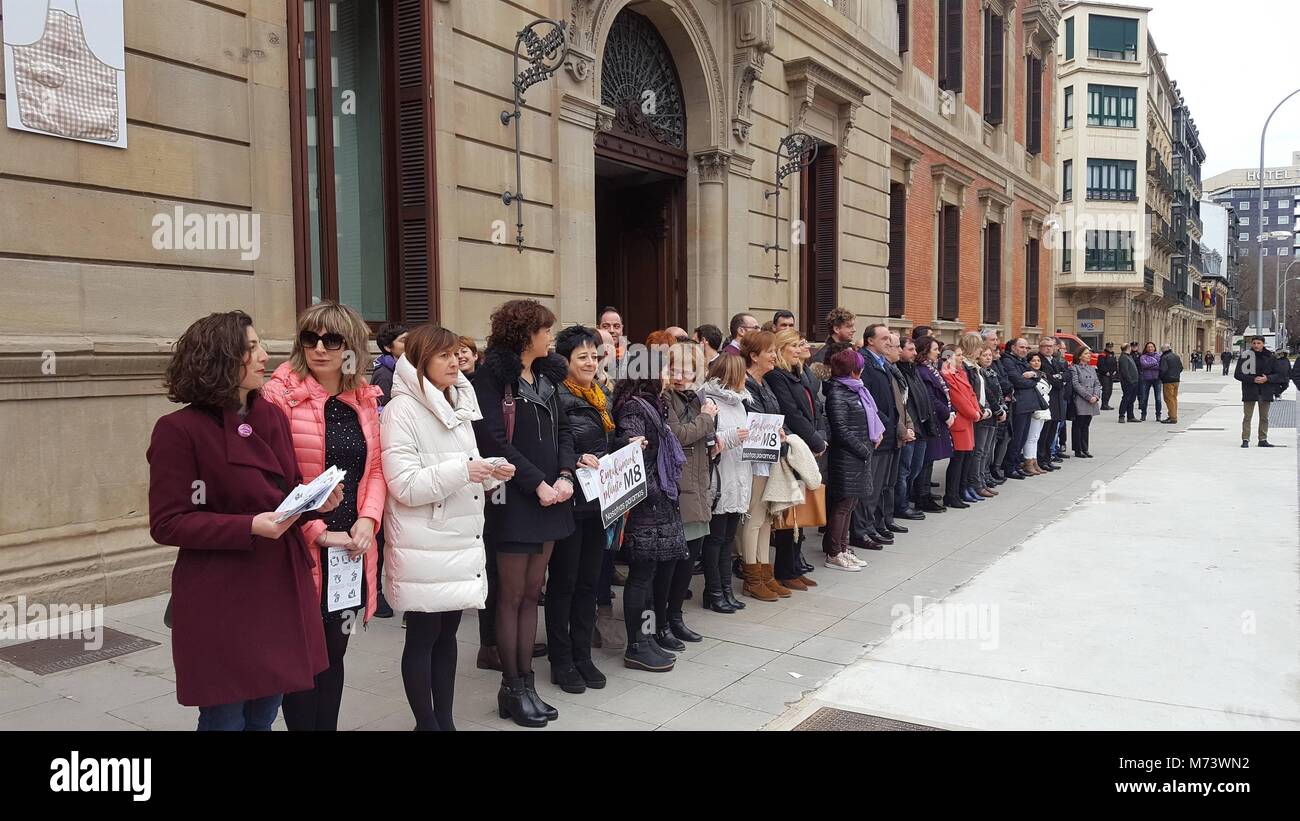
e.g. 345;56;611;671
0;0;1060;608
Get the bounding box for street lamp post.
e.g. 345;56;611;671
1255;88;1300;342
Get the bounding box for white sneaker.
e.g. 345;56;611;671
844;548;869;567
824;552;862;571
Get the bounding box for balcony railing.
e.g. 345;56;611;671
1188;209;1204;236
1087;189;1138;202
1148;212;1175;251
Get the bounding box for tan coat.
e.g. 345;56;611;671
665;390;717;525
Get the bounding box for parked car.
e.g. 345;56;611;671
1053;332;1099;366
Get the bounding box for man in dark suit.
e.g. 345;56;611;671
1035;337;1066;469
851;323;899;548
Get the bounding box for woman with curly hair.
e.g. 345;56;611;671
147;311;342;730
472;299;582;727
262;302;386;731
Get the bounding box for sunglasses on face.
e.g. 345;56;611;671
299;330;346;351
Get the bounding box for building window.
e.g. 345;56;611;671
938;0;963;93
983;8;1005;125
1065;17;1075;60
1064;86;1073;129
938;204;961;320
1063;230;1072;273
1086;159;1137;201
1262;247;1269;257
984;223;1002;323
1088;14;1139;62
799;145;840;342
1281;247;1291;257
1025;238;1040;327
888;182;906;318
1026;55;1043;155
1262;200;1270;209
1086;85;1137;128
1085;231;1135;271
1239;232;1249;242
1262;216;1270;226
898;0;909;54
1240;216;1250;226
1281;200;1291;209
1239;200;1250;210
1063;160;1073;201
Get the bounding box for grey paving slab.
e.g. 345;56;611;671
689;642;781;674
43;659;178;713
748;654;845;688
0;696;144;731
107;693;197;731
594;682;702;724
788;635;874;665
662;698;775;731
0;668;64;716
712;672;810;715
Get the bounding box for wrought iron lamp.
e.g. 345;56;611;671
763;132;819;280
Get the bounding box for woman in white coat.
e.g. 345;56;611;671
381;325;515;731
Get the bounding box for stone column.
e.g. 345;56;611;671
725;153;757;324
555;91;602;328
694;150;730;329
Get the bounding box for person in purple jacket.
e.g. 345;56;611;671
1137;341;1163;421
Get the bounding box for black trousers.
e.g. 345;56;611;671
1118;382;1138;420
704;512;741;595
545;514;605;666
773;528;803;581
1037;418;1057;463
1071;415;1093;453
865;446;899;529
1101;376;1114;407
945;451;970;502
992;420;1011;474
282;614;354;731
914;458;937;505
1005;413;1032;472
623;558;670;646
662;536;705;622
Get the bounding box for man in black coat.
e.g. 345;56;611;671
999;337;1037;479
1234;336;1287;447
1096;343;1118;409
851;323;900;547
1221;349;1232;376
1117;342;1140;421
894;337;932;521
1036;337;1066;468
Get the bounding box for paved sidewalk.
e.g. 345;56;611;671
0;372;1238;731
773;371;1300;730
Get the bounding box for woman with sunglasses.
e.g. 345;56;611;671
263;302;386;731
148;311;342;730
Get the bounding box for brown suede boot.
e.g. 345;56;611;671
742;563;779;601
761;563;792;598
780;576;809;591
797;575;818;587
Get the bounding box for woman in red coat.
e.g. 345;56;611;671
147;310;341;731
941;347;982;510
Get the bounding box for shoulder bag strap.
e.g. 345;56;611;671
502;383;516;444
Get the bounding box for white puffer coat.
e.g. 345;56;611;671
699;378;753;515
381;355;499;613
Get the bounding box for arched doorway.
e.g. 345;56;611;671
595;8;687;345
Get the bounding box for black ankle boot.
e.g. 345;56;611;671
669;617;703;643
498;675;547;727
703;590;736;613
549;663;587;694
720;576;745;610
624;641;675;672
522;671;558;721
655;627;687;652
574;658;607;689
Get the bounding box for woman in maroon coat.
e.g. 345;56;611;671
147;310;342;731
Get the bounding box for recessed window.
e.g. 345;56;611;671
1065;17;1075;60
1240;216;1250;226
1238;200;1250;210
1063;159;1073;201
1262;247;1269;256
1263;216;1270;226
1085;230;1135;271
1239;233;1249;242
1064;86;1074;129
1281;247;1291;257
1262;200;1271;209
1280;214;1291;225
1086;159;1137;201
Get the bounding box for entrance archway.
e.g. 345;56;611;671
1077;307;1105;351
595;8;688;344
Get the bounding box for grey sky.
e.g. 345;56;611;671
1142;0;1300;178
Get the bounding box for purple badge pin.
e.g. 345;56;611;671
237;423;253;438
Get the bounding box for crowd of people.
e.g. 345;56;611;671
157;299;1287;732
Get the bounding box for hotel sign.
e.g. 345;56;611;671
1247;169;1296;182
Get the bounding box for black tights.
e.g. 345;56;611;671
703;513;741;597
495;545;553;678
401;610;462;731
282;613;354;731
660;537;704;625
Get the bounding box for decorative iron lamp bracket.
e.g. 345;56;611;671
501;19;569;252
763;132;818;280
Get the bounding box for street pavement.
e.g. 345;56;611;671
1;369;1292;731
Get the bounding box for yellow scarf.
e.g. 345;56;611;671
565;378;614;432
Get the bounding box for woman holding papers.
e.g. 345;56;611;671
147;310;342;731
549;325;625;694
698;355;753;613
380;325;514;731
473;300;577;727
738;330;789;602
263;302;386;731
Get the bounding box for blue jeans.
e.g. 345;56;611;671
1139;380;1162;417
895;439;927;515
196;694;283;731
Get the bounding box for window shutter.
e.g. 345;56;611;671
391;0;437;323
1026;55;1043;155
940;205;960;321
811;146;839;342
985;11;1004;125
984;223;1001;324
1026;237;1040;326
940;0;963;93
888;182;907;318
898;0;909;54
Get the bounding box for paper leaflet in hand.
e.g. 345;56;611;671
274;465;347;523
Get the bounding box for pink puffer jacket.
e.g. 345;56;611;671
263;361;386;622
